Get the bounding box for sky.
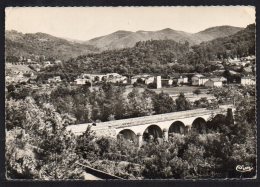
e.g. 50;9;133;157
5;6;255;41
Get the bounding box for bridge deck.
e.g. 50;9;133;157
66;105;233;134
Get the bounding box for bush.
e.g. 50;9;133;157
147;82;157;89
193;88;201;95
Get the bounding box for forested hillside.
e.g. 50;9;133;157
52;40;192;78
187;24;255;64
5;30;100;61
46;24;254;78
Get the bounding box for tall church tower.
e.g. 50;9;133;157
155;76;161;89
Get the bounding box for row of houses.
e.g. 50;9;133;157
9;59;62;67
74;73;128;85
191;74;255;87
160;74;226;87
73;72;255;88
74;73;163;88
161;76;189;86
130;74;162;88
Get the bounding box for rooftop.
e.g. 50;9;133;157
209;77;223;82
192;74;204;78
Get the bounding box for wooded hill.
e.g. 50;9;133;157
53;24;255;78
188;24;255;64
5;30;100;61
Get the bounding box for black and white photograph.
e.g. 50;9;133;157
5;6;256;180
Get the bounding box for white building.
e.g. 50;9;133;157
131;74;161;88
241;76;256;86
81;74;106;82
205;78;223;87
156;76;162;89
43;61;53;67
75;78;90;85
219;77;227;83
55;60;62;64
77;73;127;84
48;76;62;83
131;74;155;84
107;73;128;84
191;74;209;86
172;75;188;84
161;79;173;86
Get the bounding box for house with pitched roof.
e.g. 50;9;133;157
205;78;223;87
171;75;188;84
191;74;209;86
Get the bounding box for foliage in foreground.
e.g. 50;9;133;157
5;85;256;179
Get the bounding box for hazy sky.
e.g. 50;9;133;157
5;6;255;41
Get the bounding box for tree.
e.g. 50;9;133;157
6;127;39;179
193;97;209;108
136;78;145;84
193;88;201;95
152;92;176;114
175;93;190;111
142;142;173;179
147;82;157;89
6;97;84;179
6;99;27;130
232;98;256;144
226;108;234;126
127;88;154;117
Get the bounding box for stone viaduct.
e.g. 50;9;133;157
66;105;233;146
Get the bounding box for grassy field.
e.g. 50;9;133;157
153;86;208;95
123;85;214;102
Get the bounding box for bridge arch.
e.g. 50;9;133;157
192;117;207;134
117;129;137;144
143;125;163;143
168;121;186;136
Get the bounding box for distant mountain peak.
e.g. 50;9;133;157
113;30;132;34
194;25;243;42
198;25;243;33
160;28;174;32
84;25;244;51
136;30;149;33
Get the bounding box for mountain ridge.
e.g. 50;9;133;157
84;25;244;50
5;25;246;61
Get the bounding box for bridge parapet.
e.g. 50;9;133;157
112;108;226;129
66;105;233;136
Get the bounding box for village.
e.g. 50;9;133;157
5;54;256;104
